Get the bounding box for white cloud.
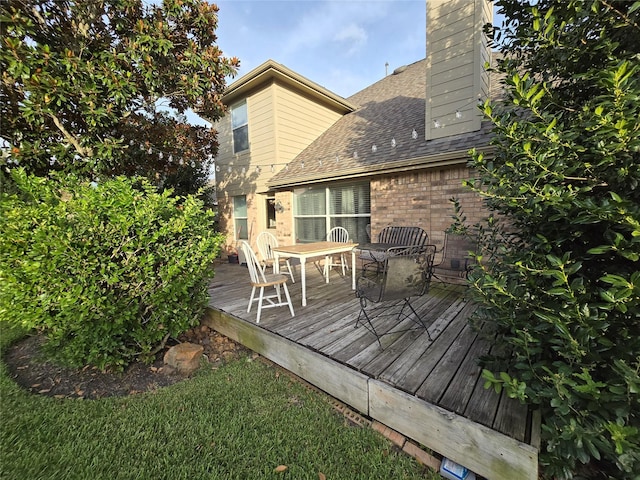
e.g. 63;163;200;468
333;23;368;56
281;1;391;59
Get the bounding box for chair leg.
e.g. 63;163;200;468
286;260;295;283
399;299;433;341
248;286;257;313
256;286;265;323
283;283;295;317
323;255;330;279
355;298;382;347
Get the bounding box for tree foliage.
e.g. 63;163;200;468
0;169;224;370
0;0;238;196
463;1;640;478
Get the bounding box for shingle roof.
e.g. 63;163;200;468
268;58;496;189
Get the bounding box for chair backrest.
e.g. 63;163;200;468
356;245;436;303
377;226;428;248
442;232;477;271
382;246;436;301
327;226;349;243
241;241;267;284
256;231;278;262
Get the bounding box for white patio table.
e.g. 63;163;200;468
273;241;358;307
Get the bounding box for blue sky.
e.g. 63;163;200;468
215;0;428;98
189;0;504;125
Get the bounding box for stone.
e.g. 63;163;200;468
163;342;204;376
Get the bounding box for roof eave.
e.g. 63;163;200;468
267;146;495;189
222;60;356;113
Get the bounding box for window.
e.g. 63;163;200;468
266;196;277;229
233;195;248;240
231;101;249;154
294;182;370;243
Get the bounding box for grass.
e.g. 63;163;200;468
0;324;441;480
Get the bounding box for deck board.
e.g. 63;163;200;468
438;329;492;414
205;261;538;480
416;322;478;404
384;303;470;392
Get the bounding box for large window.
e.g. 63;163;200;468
233;195;248;240
294;182;370;243
231;101;249;154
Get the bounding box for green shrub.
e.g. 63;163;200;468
460;8;640;477
0;169;224;370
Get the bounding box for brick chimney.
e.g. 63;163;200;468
425;0;493;140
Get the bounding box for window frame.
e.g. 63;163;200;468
293;182;370;243
233;195;248;240
231;100;249;154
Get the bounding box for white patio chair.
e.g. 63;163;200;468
324;226;350;277
256;231;295;283
240;241;295;324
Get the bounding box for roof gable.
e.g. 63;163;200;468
222;59;355;114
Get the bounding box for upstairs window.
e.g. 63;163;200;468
232;101;249;154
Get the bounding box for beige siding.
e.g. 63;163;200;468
274;83;344;161
247;86;277;194
425;0;492;140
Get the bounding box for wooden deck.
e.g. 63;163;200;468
205;260;539;480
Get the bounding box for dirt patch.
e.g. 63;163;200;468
3;325;251;400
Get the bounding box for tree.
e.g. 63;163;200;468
463;1;640;478
0;0;238;196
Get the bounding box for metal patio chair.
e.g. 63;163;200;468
432;231;477;283
355;245;436;346
241;241;295;324
356;226;429;265
256;231;295;283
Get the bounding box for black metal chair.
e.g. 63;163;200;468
355;225;429;266
432;231;477;283
355;245;436;346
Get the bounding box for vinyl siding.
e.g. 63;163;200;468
248;86;277;193
425;0;492;140
274;82;344;162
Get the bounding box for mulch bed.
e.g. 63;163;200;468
3;325;251;400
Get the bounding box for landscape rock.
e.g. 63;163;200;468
163;342;204;376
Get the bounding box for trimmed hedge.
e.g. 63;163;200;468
0;169;224;370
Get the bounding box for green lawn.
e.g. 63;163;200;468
0;324;441;479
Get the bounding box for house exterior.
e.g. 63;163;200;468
215;0;495;256
214;60;355;258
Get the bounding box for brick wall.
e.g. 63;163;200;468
218;165;488;255
370;165;488;251
274;191;295;246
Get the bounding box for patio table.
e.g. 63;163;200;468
273;241;358;307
